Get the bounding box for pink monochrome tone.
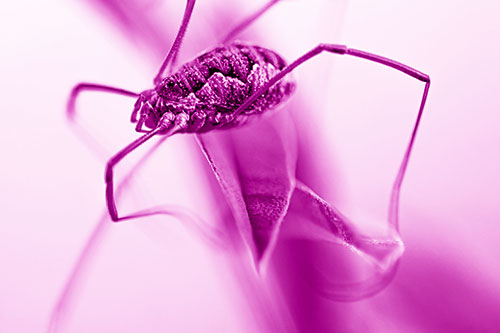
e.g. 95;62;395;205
1;0;500;332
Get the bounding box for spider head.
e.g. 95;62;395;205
131;89;161;132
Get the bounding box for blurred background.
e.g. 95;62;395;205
1;0;499;332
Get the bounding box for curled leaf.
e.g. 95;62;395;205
198;111;297;271
280;181;403;301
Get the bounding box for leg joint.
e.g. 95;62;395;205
320;43;348;54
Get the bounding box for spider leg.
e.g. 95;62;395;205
49;127;222;333
220;0;281;44
65;82;140;159
106;114;188;221
106;126;166;221
233;43;430;227
55;121;216;320
154;0;196;84
67;82;139;121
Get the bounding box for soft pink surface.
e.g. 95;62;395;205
1;0;499;332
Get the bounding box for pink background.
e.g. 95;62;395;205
1;0;499;331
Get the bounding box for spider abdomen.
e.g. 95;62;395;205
155;43;295;132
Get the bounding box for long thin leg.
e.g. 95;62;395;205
48;130;223;333
154;0;196;84
233;43;430;226
106;126;165;221
234;44;429;116
66;82;140;160
388;80;429;228
67;82;139;120
105;117;188;221
238;47;428;301
221;0;281;44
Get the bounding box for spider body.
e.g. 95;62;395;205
66;0;430;224
134;43;295;133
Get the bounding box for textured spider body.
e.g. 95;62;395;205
134;43;295;133
66;0;429;224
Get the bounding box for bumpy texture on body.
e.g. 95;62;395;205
139;42;295;133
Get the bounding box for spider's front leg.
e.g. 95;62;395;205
105;113;188;222
233;42;430;228
67;82;139;121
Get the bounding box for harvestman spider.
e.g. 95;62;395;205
51;1;431;330
67;0;430;227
